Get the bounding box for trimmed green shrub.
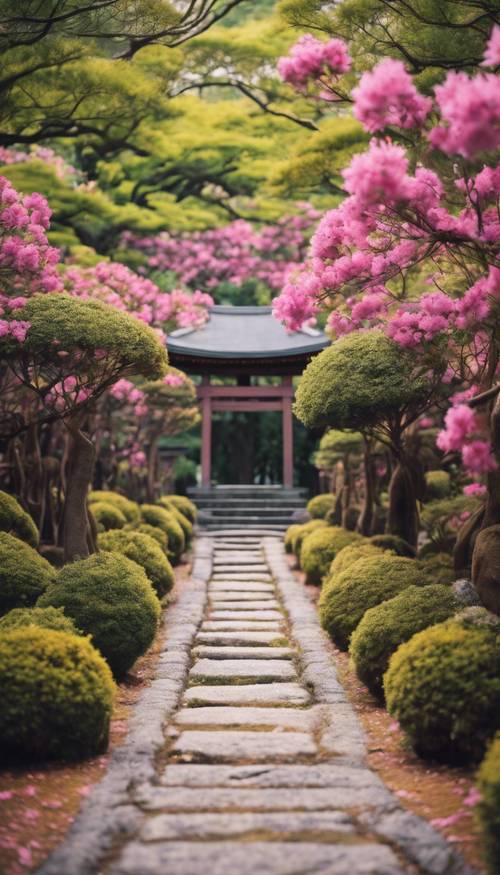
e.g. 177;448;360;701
477;734;500;874
163;494;197;523
319;554;428;650
425;470;451;500
350;585;458;697
369;534;415;557
98;530;174;598
301;526;364;585
0;627;115;762
90;501;126;531
285;524;302;554
0;532;55;616
418;552;456;584
89;491;140;524
39;553;161;677
132;523;169;552
329;543;389;578
0;491;39;547
140;505;185;562
307;494;336;520
384;621;500;762
157;498;193;545
0;606;80;635
291;519;328;563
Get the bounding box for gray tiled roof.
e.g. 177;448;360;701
167;306;329;359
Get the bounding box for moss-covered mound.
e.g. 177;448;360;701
285;524;302;554
477;734;500;874
163;494;197;523
0;627;115;762
39;552;161;677
385;621;500;763
319;554;427;650
0;532;56;616
89;491;140;524
157;498;193;545
301;526;364;585
418;552;456;584
307;494;336;520
0;606;80;635
369;534;415;556
132;523;169;552
425;470;451;500
291;519;328;564
98;530;174;598
350;585;458;697
0;491;39;547
90;501;126;531
329;543;388;578
140;504;185;563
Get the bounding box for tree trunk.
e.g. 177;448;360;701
357;438;375;536
63;417;96;563
386;460;419;548
146;435;158;502
482;392;500;529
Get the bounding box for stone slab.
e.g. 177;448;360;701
209;610;283;621
213;555;263;563
140;810;354;841
184;683;309;707
190;658;295;682
209;600;280;611
135;785;391;812
161;763;388;790
193;646;293;660
211;573;273;581
171;730;317;761
209;581;274;592
196;631;287;646
201;621;283;632
210;591;276;601
111;841;403;875
213;565;269;574
175;707;315;730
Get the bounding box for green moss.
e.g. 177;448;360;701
0;606;80;635
384;621;500;763
163;494;197;523
418;552;456;584
0;532;55;616
98;530;174;597
140;504;185;563
0;627;115;762
307;494;336;519
0;491;39;547
301;526;364;585
329;543;389;578
39;552;161;678
369;534;415;557
350;585;458;698
425;470;451;500
319;554;428;650
477;734;500;873
291;519;328;563
89;491;140;524
90;501;127;531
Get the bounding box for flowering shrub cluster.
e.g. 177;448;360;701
277;35;351;100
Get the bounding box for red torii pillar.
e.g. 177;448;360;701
198;376;294;488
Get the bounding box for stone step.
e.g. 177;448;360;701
171;730;317;762
211;573;273;581
160;763;386;790
140;810;354;842
196;631;287;646
190;658;295;683
201;622;282;632
208;610;283;622
209;591;276;601
209;600;280;611
184;683;309;707
208;582;274;592
212;564;269;574
175;707;314;730
193;646;293;660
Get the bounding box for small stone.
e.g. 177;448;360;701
196;631;287;646
184;682;309;707
193;646;293;660
209;610;283;621
189;658;296;683
140;810;354;841
175;707;314;730
171;730;317;761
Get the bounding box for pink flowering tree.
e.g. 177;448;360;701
274;28;500;604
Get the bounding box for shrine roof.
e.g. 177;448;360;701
167;305;329;360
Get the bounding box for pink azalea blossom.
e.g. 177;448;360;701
437;405;478;453
353;59;432;132
462;440;497;475
482;25;500;66
429;72;500;158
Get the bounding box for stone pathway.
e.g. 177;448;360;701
38;534;474;875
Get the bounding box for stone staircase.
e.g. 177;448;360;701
188;485;308;532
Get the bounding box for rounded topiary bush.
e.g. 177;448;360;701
319;554;427;650
418;552;456;584
301;526;364;585
39;553;161;677
307;494;336;520
163;494;197;524
425;470;451;500
369;534;415;557
329;543;388;578
477;734;500;874
132;522;169;552
291;519;328;564
90;501;126;531
0;606;80;635
140;505;185;562
0;532;56;616
157;498;193;545
89;491;140;524
285;524;302;554
350;584;458;698
0;490;39;547
384;621;500;763
0;627;115;762
98;530;174;598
